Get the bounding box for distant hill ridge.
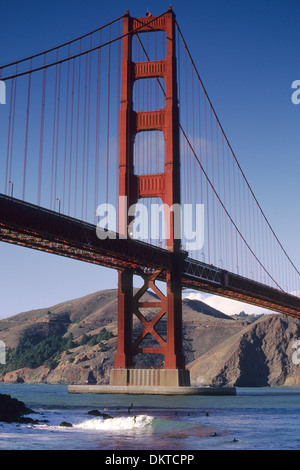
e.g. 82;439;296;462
0;288;299;387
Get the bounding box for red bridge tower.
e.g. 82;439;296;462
110;7;190;387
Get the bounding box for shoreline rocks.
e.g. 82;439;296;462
88;409;112;419
0;393;36;423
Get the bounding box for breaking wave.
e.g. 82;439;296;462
74;414;153;431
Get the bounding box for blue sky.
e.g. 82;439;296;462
0;0;299;318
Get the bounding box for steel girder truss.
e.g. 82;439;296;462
0;194;300;319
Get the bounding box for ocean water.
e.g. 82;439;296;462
0;383;300;451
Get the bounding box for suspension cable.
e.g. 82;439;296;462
175;20;300;278
136;21;288;290
0;10;171;81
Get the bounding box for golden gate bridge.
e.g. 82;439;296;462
0;7;299;388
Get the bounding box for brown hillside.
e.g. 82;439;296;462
0;289;299;387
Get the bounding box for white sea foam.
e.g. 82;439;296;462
74;414;153;431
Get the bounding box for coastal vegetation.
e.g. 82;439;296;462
1;327;113;374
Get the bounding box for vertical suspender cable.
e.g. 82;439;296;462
210;107;216;265
63;44;71;214
51;51;58;210
216;120;221;265
54;62;61;210
74;39;82;217
106;25;111;208
204;92;210;263
81;45;88;220
85;36;92;221
94;31;101;221
116;23;121;219
5;77;14;195
7;66;17;196
22;59;32;201
37;57;47;206
68;58;75;216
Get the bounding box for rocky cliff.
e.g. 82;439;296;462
0;289;299;387
188;314;300;387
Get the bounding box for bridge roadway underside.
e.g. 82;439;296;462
0;194;300;319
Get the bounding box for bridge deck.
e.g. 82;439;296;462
0;194;299;319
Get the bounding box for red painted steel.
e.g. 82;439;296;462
115;7;185;370
1;194;300;319
1;8;299;377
